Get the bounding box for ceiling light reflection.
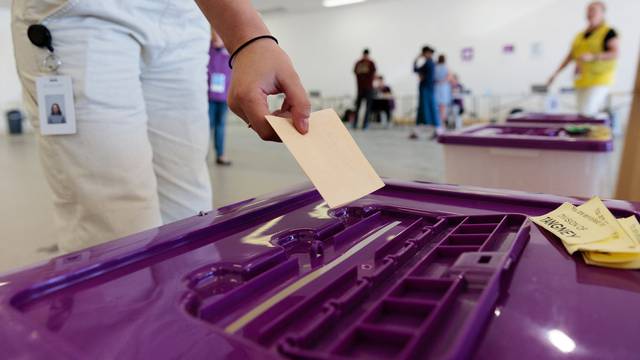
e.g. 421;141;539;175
547;329;576;353
323;0;367;8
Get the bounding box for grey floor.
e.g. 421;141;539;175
0;119;445;274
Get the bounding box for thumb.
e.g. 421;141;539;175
280;72;311;134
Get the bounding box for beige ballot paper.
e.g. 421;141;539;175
266;109;384;208
530;202;616;246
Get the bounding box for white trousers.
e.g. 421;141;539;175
576;85;609;117
12;1;213;252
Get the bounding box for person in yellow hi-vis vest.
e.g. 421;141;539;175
547;1;619;116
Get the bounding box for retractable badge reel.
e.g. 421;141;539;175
29;24;77;135
28;24;62;72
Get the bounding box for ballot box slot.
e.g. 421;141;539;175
268;213;528;360
255;267;360;345
191;209;432;331
203;212;441;345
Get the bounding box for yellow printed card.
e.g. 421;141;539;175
531;198;640;270
530;202;617;245
562;199;640;255
619;216;640;245
578;198;636;247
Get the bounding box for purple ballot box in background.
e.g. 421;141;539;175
438;124;613;198
1;180;639;360
506;112;611;126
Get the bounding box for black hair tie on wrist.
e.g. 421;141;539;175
228;35;279;69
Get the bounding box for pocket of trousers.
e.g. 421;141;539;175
14;0;81;24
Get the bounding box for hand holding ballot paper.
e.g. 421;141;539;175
266;109;384;208
531;197;640;269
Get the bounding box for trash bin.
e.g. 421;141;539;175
1;180;639;359
506;112;610;126
438;124;613;197
6;109;23;135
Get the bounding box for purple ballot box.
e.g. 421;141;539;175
438;124;613;197
506;112;610;126
1;180;639;359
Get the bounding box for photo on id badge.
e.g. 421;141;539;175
36;75;76;135
45;95;66;124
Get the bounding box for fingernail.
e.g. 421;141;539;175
301;118;309;133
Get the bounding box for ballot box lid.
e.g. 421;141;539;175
506;112;611;125
438;124;613;152
1;180;639;359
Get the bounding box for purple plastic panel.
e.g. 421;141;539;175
1;180;639;360
438;124;613;152
220;212;528;360
506;112;610;126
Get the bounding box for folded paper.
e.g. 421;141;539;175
531;198;640;269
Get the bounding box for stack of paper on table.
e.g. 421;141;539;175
530;197;640;269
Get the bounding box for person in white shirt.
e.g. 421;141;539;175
12;0;310;252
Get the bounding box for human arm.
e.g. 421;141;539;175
413;56;422;73
580;29;620;62
547;51;573;87
195;0;310;141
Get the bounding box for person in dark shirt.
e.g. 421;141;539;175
411;46;440;139
372;75;395;127
353;48;377;129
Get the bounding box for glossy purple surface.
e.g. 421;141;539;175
1;180;639;359
438;124;613;152
506;112;610;126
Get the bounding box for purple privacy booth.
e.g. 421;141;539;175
1;180;639;359
506;112;610;126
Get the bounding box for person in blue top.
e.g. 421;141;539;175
434;54;452;127
411;46;440;140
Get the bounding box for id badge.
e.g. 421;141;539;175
36;75;77;135
210;73;226;94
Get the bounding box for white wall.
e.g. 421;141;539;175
264;0;640;100
0;7;23;133
1;1;638;130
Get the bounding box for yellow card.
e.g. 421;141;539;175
266;109;384;208
586;125;612;141
530;202;616;245
578;198;630;244
563;199;640;255
566;239;640;258
619;215;640;245
585;251;640;263
583;252;640;269
534;198;640;269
